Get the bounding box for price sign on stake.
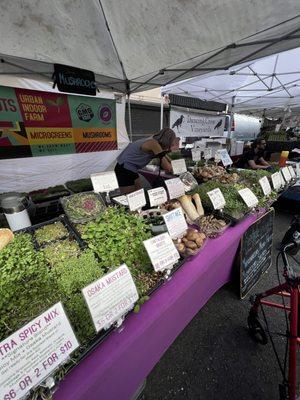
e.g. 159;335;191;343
112;195;128;206
163;207;188;239
238;188;259;209
259;176;272;196
126;189;146;211
218;149;233;167
204;148;212;160
91;171;119;193
191;148;201;162
296;163;300;178
271;172;281;190
171;159;187;175
0;302;79;400
143;232;180;272
288;165;296;179
82;264;138;332
148;187;168;207
281;167;292;182
207;188;226;210
165;178;185;200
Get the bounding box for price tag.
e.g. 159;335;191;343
271;172;281;190
217;149;233;167
143;232;180;272
165;178;185;199
204;148;212;160
288;165;296;179
91;171;119;193
0;302;79;400
259;176;272;196
296;163;300;178
191;148;201;162
148;187;168;207
281;167;292;182
112;195;128;206
207;188;226;210
214;151;221;163
171;159;187;175
82;264;138;332
163;207;188;239
126;189;146;211
238;188;259;208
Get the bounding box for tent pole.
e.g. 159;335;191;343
127;94;133;142
228;96;235;139
160;96;164;129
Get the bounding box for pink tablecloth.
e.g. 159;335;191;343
54;213;260;400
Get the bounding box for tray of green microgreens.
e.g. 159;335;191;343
61;192;106;224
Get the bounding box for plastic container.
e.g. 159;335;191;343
279;151;289;167
1;193;31;231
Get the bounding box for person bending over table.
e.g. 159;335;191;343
115;128;179;194
237;138;270;170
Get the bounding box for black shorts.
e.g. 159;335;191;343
114;163;139;187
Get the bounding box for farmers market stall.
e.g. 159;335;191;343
53;212;262;400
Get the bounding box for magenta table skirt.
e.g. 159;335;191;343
54;213;260;400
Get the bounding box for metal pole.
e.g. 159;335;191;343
127;94;133;142
227;96;235;139
160;95;164;129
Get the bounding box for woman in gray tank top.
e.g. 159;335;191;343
115;128;179;194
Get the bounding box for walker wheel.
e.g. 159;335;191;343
247;313;268;345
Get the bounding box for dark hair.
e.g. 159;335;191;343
252;138;266;148
153;128;176;150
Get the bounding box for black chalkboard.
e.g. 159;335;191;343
240;209;274;298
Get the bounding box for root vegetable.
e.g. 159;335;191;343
195;237;204;247
192;193;204;217
179;195;199;222
185;240;198;250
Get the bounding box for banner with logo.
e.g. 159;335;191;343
170;106;225;137
0;86;117;159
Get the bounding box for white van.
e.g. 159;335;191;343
224;114;262;141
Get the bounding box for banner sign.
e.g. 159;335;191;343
0;86;117;159
53;64;97;96
170;106;225;138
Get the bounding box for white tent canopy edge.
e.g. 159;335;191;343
0;1;300;93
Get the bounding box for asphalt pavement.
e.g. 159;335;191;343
142;209;299;400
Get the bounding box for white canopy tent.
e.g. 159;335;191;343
0;0;300;93
162;46;300;117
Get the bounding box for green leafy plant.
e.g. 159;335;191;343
62;193;105;223
35;221;68;245
0;233;56;340
82;206;152;274
42;239;80;268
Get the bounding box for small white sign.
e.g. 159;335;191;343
148;187;168;207
271;172;282;190
171;159;187;175
82;264;138;332
207;188;226;210
218;149;233;167
163;207;188;239
296;163;300;178
191;148;201;162
0;303;79;400
288;165;296;179
165;178;185;200
113;195;128;206
214;151;221;163
143;232;180;272
238;188;259;208
281;167;292;182
259;176;272;196
126;189;146;211
91;171;119;193
204;148;212;160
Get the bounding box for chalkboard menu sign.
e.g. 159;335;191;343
240;209;274;298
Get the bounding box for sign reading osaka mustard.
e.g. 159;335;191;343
0;86;117;159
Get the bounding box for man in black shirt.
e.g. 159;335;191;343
237;138;270;170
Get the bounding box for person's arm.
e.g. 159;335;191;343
248;159;269;170
258;157;270;167
141;139;173;172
